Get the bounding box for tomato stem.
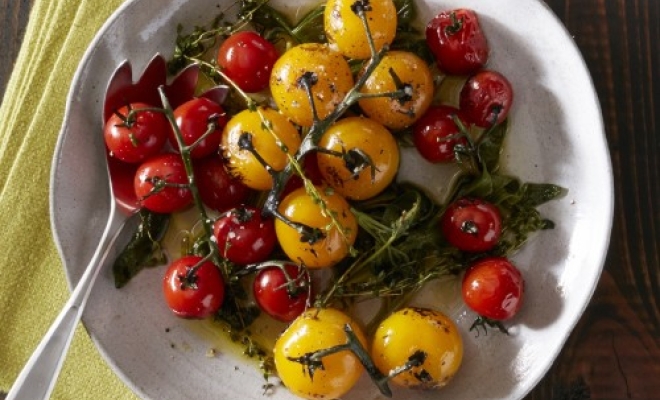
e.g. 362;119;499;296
156;86;224;273
444;12;464;36
353;1;379;58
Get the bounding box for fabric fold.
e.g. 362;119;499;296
0;0;138;398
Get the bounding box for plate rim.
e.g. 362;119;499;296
48;0;614;398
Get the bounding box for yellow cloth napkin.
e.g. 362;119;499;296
0;0;138;398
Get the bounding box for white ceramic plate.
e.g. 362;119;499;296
50;0;613;399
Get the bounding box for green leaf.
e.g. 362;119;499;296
520;183;567;207
476;119;509;173
113;210;170;288
393;0;417;27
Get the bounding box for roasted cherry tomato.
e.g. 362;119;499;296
324;0;397;59
192;155;251;212
270;43;354;127
441;197;502;252
459;70;514;128
213;206;277;265
104;102;169;163
222;107;301;191
217;31;279;93
163;255;225;319
134;153;193;213
371;307;463;389
425;9;489;75
462;256;524;320
275;187;357;269
253;263;310;322
273;308;366;400
317;116;399;200
358;51;434;130
412;105;469;163
172;97;228;159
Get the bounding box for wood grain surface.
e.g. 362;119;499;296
0;0;658;399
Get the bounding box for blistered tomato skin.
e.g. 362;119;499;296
324;0;397;59
163;256;225;319
273;308;366;399
253;264;310;322
104;102;169;164
358;51;434;130
216;31;279;93
460;70;514;128
221;107;301;191
462;257;524;320
270;43;354;127
213;206;277;265
371;307;463;389
275;187;357;269
134;153;193;214
317;116;399;200
425;9;489;75
441;197;502;252
413;105;469;163
173;97;228;159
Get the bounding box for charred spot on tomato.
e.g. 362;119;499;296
296;71;319;89
230;206;255;224
237;132;254;151
324;165;344;189
413;369;434;384
350;0;372;14
177;266;199;290
460;220;479;235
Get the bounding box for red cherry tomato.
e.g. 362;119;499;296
163;255;225;319
213;206;277;265
104;102;169;163
412;105;469;163
134;153;193;213
193;155;252;212
441;197;502;252
253;264;311;322
172;97;228;159
459;70;514;128
217;31;279;93
425;9;489;76
462;256;524;320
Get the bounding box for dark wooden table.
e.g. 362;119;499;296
1;0;658;399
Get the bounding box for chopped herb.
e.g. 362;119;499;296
112;209;170;288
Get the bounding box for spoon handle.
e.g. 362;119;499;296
6;208;131;400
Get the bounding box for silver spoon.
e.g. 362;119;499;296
7;55;227;399
5;200;136;400
5;60;145;400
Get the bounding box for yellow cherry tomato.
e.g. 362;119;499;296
275;186;357;268
317;116;399;200
274;308;367;400
270;43;354;127
324;0;397;60
221;107;301;191
359;51;434;130
371;307;463;389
